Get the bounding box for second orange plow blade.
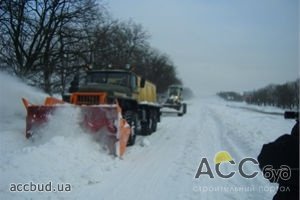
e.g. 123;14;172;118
80;105;131;157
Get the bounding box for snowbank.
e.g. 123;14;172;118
0;72;118;200
0;72;46;119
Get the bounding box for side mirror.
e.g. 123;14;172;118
140;78;146;88
69;74;79;93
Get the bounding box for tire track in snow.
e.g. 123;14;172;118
187;105;239;200
74;106;202;200
206;105;276;200
41;98;282;200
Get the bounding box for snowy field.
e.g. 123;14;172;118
0;72;295;200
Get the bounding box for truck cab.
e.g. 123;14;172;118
163;84;187;116
166;85;183;105
65;68;161;139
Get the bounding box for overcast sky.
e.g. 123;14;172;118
107;0;299;96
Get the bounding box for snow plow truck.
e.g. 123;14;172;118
162;85;187;116
22;67;161;157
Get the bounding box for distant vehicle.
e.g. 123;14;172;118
162;85;187;116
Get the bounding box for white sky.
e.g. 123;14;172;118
107;0;299;95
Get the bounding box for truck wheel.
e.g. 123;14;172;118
150;111;158;132
177;103;187;117
183;103;187;114
141;121;151;136
124;111;137;146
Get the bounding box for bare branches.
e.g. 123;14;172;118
0;0;100;93
0;0;181;94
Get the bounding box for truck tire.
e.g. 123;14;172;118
141;121;151;136
124;111;137;146
177;103;187;117
150;110;158;132
183;103;187;114
140;108;159;135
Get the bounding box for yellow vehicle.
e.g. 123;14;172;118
163;85;187;116
22;68;161;157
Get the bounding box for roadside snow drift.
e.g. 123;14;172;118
0;72;46;119
0;72;119;200
0;72;295;200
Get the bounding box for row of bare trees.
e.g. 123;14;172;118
0;0;181;94
244;80;299;109
218;79;299;109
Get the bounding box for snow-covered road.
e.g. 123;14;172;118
77;98;293;200
0;73;295;200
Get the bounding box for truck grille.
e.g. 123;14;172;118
71;92;108;105
76;95;100;105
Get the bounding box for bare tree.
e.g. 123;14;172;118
0;0;99;94
243;79;299;109
92;20;150;67
0;0;182;94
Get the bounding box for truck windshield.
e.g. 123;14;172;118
86;72;130;87
169;87;181;96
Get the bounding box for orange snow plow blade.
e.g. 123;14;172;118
21;97;64;138
22;96;131;157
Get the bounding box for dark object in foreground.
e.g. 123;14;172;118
284;111;299;120
257;113;299;200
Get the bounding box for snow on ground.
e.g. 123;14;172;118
0;72;296;200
